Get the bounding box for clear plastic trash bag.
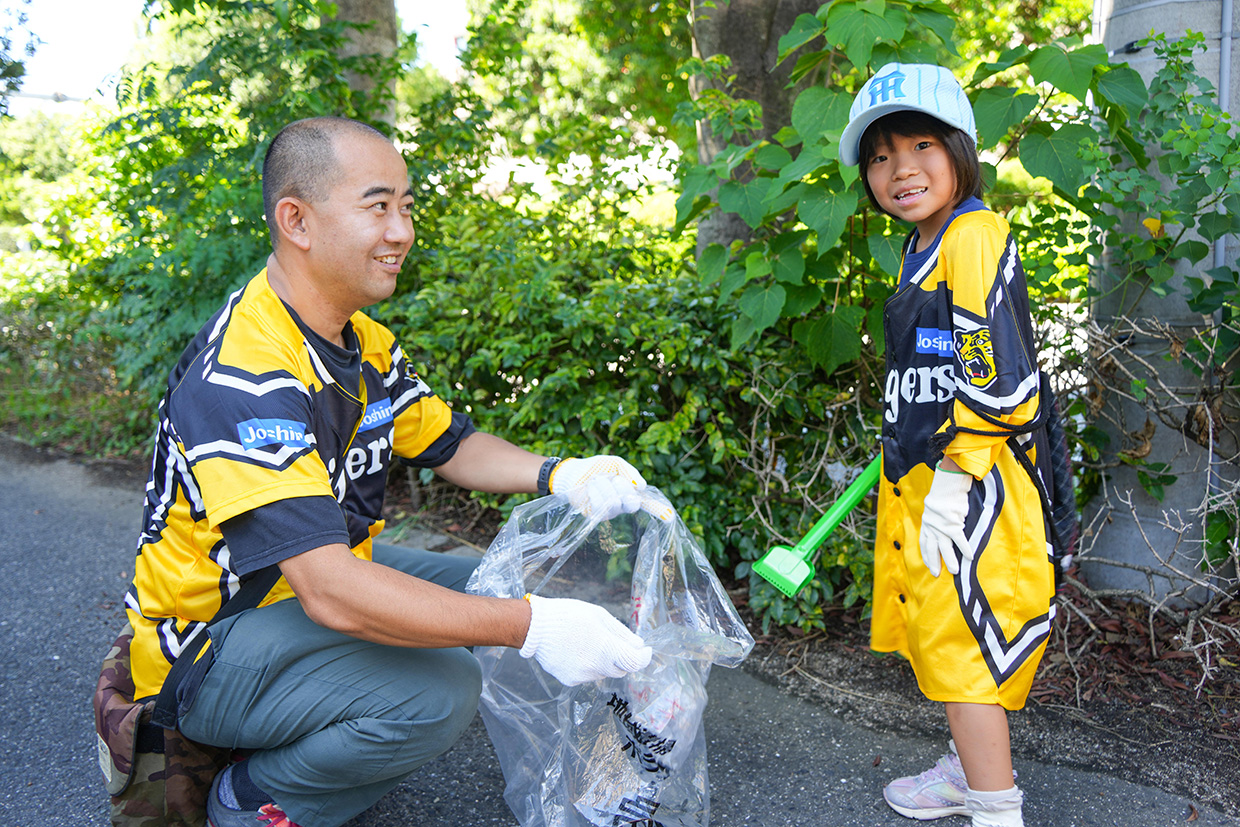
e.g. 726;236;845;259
467;487;754;827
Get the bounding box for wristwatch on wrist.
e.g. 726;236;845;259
537;456;562;496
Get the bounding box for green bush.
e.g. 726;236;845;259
382;179;878;629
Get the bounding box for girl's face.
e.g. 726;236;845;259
865;132;958;244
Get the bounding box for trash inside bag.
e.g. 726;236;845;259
467;487;754;827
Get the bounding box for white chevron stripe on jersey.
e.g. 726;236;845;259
958;471;1000;610
159;617;207;660
391;377;434;413
184;435;319;466
171;439;205;513
987;239;1019;318
205;369;309;398
137;424;199;548
206;286;246;343
956;365;1040;411
957;469;1055;683
210;546;242;603
982;603;1056;674
905;240;940;287
201;345;217;380
385;346;404;388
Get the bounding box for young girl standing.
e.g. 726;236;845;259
839;64;1057;827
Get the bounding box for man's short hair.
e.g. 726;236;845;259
262;117;390;246
858;110;983;218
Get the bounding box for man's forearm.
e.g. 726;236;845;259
279;542;532;649
433;431;545;494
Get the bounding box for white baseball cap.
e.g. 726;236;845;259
839;63;976;167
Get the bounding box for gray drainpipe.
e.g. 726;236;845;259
1216;0;1232;270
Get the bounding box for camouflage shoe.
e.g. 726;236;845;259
882;750;969;820
207;768;303;827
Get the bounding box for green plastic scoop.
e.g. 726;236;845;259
753;455;882;597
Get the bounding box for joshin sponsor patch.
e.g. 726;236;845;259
237;418;312;449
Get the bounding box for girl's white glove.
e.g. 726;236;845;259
519;594;653;685
550;455;646;522
919;464;975;577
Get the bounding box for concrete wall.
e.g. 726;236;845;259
1084;0;1238;602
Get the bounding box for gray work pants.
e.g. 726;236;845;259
177;545;483;827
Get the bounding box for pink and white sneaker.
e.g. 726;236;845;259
882;749;970;820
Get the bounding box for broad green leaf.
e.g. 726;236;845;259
1113;123;1150;167
805;249;843;281
973;45;1033;83
773;247;806;284
908;2;957;52
730;314;756;350
871;39;942;67
794;305;866;373
711;140;763;176
866;232;904;277
777;13;825;65
797;187;858;251
782;284;823;317
764;181;808;215
740;282;788;333
673;193;712;233
719;180;770;228
817;138;859;186
772;124;800;146
1095;66;1148;115
972;87;1039;149
1170;240;1210;264
791;86;852;148
866;303;886;356
980;161;997;192
1020;123;1094;193
679;163;718;202
878;2;907;43
720;262;747;298
744;250;773;280
825;2;897;69
775;144;831;187
698;243;728;285
1198;210;1240;241
753;144;793;171
788;48;835;86
1205;511;1234;566
1029;43;1108;101
1148;262;1175;284
769;229;811;255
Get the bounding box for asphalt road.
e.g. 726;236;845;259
0;436;1235;827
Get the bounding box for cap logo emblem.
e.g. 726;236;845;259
867;69;906;106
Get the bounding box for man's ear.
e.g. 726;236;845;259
273;197;312;251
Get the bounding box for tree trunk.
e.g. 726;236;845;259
689;0;822;256
331;0;399;125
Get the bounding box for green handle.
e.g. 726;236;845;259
789;455;881;559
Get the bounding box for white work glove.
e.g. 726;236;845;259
519;594;653;685
918;463;975;577
550;455;646;522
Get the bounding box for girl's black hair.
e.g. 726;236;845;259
857;110;982;217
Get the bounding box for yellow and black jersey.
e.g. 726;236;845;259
126;269;468;699
870;198;1057;709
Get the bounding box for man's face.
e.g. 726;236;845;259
303;134;415;313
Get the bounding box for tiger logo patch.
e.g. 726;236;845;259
955;328;997;388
